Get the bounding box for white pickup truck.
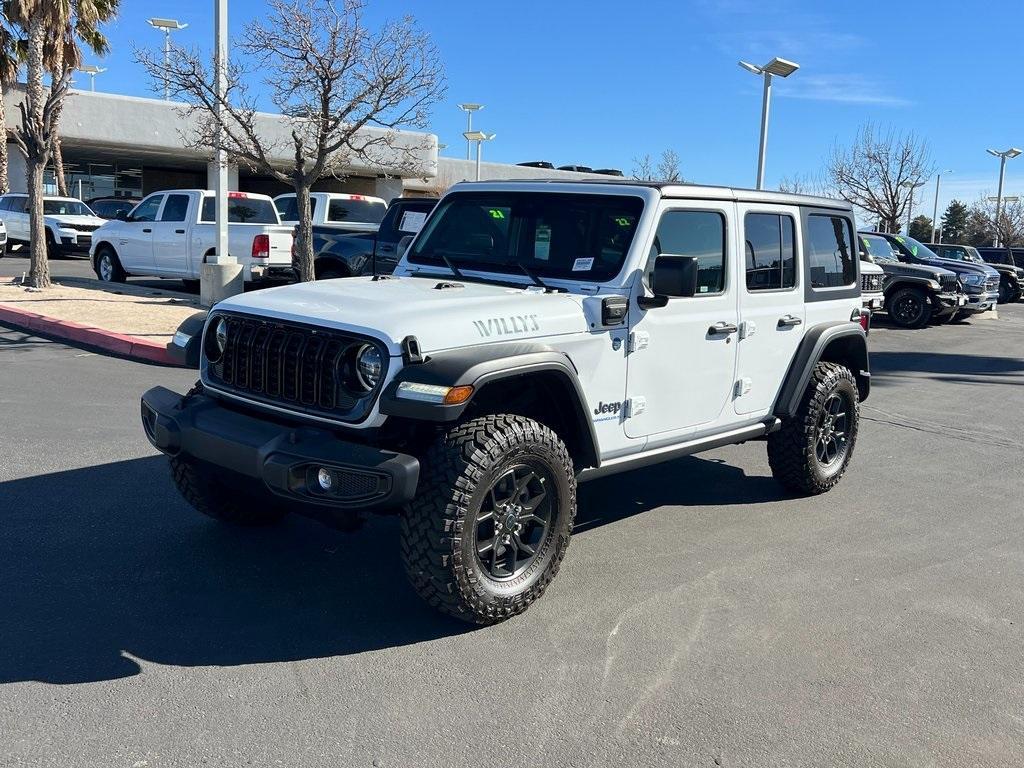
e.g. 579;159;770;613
274;192;387;234
89;189;294;286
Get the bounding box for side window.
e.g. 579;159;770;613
649;210;726;294
130;195;163;223
806;215;856;288
159;194;190;222
7;197;26;213
744;212;796;291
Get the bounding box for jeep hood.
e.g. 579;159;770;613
213;275;589;354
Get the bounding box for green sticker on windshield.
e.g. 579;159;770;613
615;217;632;227
488;209;505;220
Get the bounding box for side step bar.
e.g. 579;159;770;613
578;418;781;482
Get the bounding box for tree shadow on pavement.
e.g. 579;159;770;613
870;350;1024;383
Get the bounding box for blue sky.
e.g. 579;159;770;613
80;0;1022;218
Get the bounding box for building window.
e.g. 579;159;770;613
745;212;796;291
807;214;856;288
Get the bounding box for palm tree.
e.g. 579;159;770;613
0;23;20;194
4;0;117;288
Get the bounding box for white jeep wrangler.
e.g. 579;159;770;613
142;181;870;624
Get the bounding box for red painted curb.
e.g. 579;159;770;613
0;302;181;366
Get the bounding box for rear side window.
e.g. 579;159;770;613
4;197;26;212
160;194;191;222
201;196;279;224
649;210;726;294
274;195;317;221
744;213;796;291
327;198;387;224
807;215;856;288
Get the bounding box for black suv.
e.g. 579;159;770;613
929;242;1023;303
976;246;1024;270
304;197;438;280
859;233;962;328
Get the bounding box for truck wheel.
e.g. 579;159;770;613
887;286;931;328
999;278;1013;304
182;279;200;293
169;456;288;525
95;245;127;283
45;230;62;259
401;414;576;625
767;362;860;496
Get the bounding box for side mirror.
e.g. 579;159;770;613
639;254;699;309
396;234;414;258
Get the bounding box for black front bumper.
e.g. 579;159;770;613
141;386;419;510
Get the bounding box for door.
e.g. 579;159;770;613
625;203;740;440
4;196;29;241
117;194;163;272
734;205;806;415
151;193;192;275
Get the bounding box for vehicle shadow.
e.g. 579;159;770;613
870;350;1024;381
0;451;786;686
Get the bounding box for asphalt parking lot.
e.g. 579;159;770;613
2;307;1024;767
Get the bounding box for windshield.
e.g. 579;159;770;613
274;195;318;221
201;196;280;224
860;234;898;263
407;192;644;282
965;247;984;263
43;200;93;216
890;234;939;260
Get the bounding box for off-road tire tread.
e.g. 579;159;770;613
400;414;576;625
169;456;287;525
767;361;859;495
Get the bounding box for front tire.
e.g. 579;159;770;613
886;286;932;329
768;362;860;495
169;456;288;525
94;245;127;283
401;414;576;625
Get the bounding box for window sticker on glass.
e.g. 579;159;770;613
572;257;594;271
534;223;552;260
399;210;427;233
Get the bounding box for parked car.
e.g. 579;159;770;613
976;246;1024;270
142;181;871;624
0;218;7;258
858;233;963;328
872;232;999;317
305;197;438;279
86;196;141;221
0;193;106;258
89;190;293;286
273;192;387;233
928;242;1023;303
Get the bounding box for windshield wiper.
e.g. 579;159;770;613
435;251;466;280
513;262;554;291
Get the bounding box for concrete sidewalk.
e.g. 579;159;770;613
0;277;204;365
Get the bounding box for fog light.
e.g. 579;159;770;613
317;467;333;491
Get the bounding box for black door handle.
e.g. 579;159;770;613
175;229;185;234
142;228;152;233
778;314;803;327
708;322;738;335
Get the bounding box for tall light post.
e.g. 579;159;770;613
147;17;188;100
931;169;952;243
458;103;484;160
463;131;495;181
77;64;106;92
986;147;1022;247
738;57;799;190
902;181;926;234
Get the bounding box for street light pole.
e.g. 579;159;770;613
902;181;925;234
458;103;483;161
463;131;495;181
931;170;952;243
147;18;189;100
214;0;229;266
987;148;1022;247
738;57;799;190
77;65;106;92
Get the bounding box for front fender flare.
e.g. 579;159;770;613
774;322;869;419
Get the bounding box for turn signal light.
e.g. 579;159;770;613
444;386;474;405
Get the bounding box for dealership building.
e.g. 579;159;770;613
2;84;608;202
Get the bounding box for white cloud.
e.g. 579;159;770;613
777;74;910;107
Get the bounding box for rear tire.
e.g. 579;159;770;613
401;414;576;624
999;278;1013;304
886;286;932;329
169;456;288;525
768;362;860;495
94;245;127;283
181;279;200;293
315;263;349;280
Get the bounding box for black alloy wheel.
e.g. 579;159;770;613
814;392;850;469
474;464;554;581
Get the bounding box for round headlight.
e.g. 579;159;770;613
204;316;228;363
355;344;383;390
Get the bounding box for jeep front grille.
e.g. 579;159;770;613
205;313;386;423
861;273;884;293
940;274;958;293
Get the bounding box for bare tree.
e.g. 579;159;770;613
655;149;682;182
137;0;444;282
777;172;830;197
826;124;932;234
631;153;653;181
967;195;1024;247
